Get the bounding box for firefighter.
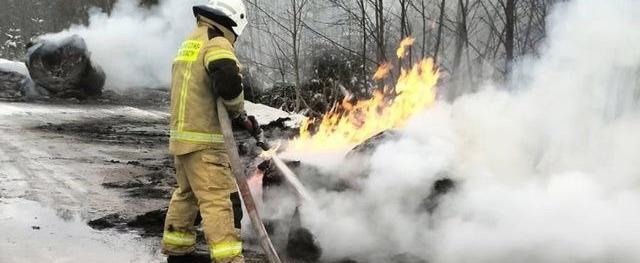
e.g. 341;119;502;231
161;1;257;262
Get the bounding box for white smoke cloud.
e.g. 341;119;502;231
294;0;640;262
44;0;206;89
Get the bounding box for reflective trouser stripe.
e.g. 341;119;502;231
170;130;224;143
211;241;243;260
163;230;196;247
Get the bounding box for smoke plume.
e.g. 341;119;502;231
295;0;640;262
44;0;205;89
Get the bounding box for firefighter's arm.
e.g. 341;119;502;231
203;38;263;145
204;38;244;114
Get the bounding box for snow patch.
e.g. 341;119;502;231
245;101;303;128
0;59;29;76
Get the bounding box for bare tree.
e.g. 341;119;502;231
358;0;369;88
504;0;516;71
433;0;447;61
290;0;310;110
399;0;411;40
398;0;413;65
502;0;516;72
372;0;387;63
452;0;469;73
238;0;561;107
409;0;433;58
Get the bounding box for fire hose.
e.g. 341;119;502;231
216;99;282;263
251;123;313;203
268;154;314;203
225;103;313;203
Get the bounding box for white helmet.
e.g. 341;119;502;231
193;0;248;36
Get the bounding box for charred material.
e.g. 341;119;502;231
343;130;400;181
35;117;168;146
257;161;323;262
348;131;457;214
88;208;169;236
0;58;49;100
346;131;457;215
88;213;126;230
421;177;456;214
260;158;350;193
286;208;322;262
287;227;322;262
0;70;27;99
126;208;167;236
257;130;457;262
26;35;105;99
346;130;399;157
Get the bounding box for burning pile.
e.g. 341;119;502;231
259;39;445;262
292;37;440;151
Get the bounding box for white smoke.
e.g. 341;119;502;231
295;0;640;262
44;0;206;89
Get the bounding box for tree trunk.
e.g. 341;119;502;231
398;0;412;65
359;0;368;89
452;0;468;73
433;0;446;62
374;0;386;63
292;0;302;111
504;0;516;73
522;0;537;55
420;0;427;58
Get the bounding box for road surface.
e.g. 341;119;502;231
0;100;169;262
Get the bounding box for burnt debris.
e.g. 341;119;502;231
26;35;105;99
0;70;27;100
421;177;456;214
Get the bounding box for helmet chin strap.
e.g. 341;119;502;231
197;15;237;43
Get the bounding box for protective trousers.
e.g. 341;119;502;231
162;148;244;263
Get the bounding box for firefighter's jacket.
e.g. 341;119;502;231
169;19;244;156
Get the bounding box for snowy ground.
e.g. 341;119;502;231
0;101;169;262
0;58;28;76
0;96;299;262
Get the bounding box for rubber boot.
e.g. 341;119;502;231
167;254;210;263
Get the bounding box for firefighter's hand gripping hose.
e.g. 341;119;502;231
232;111;271;151
244;115;313;203
216;99;282;263
230;108;313;202
238;109;314;204
253;137;314;204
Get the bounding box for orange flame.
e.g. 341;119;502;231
396;37;416;59
290;37;439;151
373;63;393;80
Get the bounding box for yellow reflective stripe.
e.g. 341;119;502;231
162;230;196;247
222;90;244;106
170;130;224;143
210;241;243;260
175;40;203;131
177;63;193;131
204;49;238;65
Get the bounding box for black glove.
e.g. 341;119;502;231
255;132;270;151
232;111;260;136
232;112;270;150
